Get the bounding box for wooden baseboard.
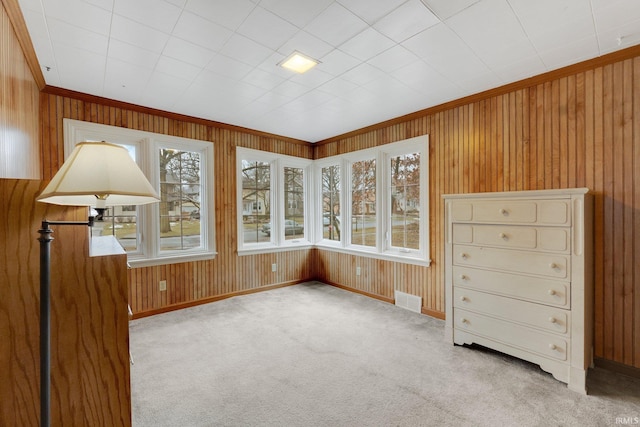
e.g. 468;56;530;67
132;278;447;322
131;280;305;319
594;357;640;379
422;307;445;320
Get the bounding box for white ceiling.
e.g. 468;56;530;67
17;0;640;142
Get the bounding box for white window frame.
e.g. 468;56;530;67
236;147;314;255
316;135;430;266
64;118;216;267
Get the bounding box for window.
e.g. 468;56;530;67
237;148;312;254
321;165;341;242
317;135;429;265
64;119;215;267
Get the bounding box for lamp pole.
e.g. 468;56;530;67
38;218;94;427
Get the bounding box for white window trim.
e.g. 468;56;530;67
236;147;314;255
64;118;216;267
315;135;430;266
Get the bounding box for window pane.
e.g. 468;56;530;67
390;152;420;250
322;165;341;241
351;159;376;247
159;149;202;251
94;206;139;251
284;167;304;240
241;160;271;243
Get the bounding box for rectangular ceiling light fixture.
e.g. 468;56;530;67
279;51;319;74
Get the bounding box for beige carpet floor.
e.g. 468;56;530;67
130;281;640;426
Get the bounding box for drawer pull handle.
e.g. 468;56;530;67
499;208;508;216
460;274;468;281
549;262;558;269
548;289;557;296
460;253;468;260
499;232;507;240
548;317;557;324
549;344;557;351
460;296;467;302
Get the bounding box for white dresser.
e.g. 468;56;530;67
443;188;593;393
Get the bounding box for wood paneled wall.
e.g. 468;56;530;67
315;52;640;370
0;0;39;179
39;91;317;317
0;179;131;426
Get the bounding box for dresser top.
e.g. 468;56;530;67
442;188;589;200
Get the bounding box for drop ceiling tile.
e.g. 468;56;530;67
53;43;106;94
336;0;406;25
456;70;503;94
509;0;593;37
47;17;108;55
237;6;300;50
491;54;547;82
593;0;640;33
305;2;368;47
317;77;360;98
271;80;311;98
20;6;48;39
42;0;112;35
259;0;333;27
525;14;596;53
84;0;113;11
140;71;193;110
420;0;480;20
289;67;334;89
155;55;202;81
162;37;216;68
475;38;539;69
277;30;334;60
316;48;360;76
374;0;440;43
205;53;253;79
402;23;489;81
538;35;600;70
219;34;274;67
257;52;291;78
242;68;286;91
108;39;160;70
18;0;43;12
367;45;418;73
103;58;152;100
597;20;640;54
446;0;529;56
281;90;333;112
113;0;181;33
391;60;458;96
30;35;59;83
183;0;256;31
172;11;234;51
338;27;395;61
341;62;388;86
110;14;170;53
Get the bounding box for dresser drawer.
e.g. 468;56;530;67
454;309;568;361
454;244;569;279
454;288;569;335
453;266;569;308
453;224;570;253
450;199;571;225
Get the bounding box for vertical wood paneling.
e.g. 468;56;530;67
315;55;640;369
0;1;39;179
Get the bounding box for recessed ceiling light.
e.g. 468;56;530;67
279;51;319;74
